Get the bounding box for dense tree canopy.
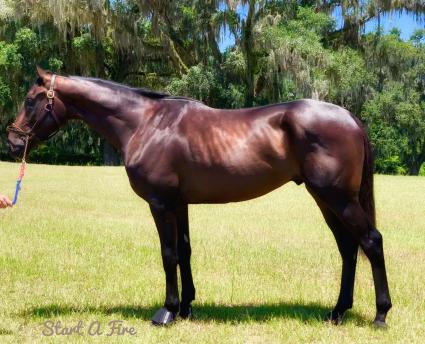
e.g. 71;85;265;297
0;0;424;174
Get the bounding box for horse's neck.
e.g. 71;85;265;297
58;77;148;152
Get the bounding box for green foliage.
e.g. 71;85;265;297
15;28;38;51
222;48;246;81
327;48;374;114
420;163;425;176
72;33;96;50
253;6;334;102
0;77;11;108
0;1;423;174
28;122;102;165
0;36;23;158
290;6;335;37
360;29;425;175
167;64;227;106
48;57;63;72
362;82;425;175
0;41;21;69
225;84;246;109
375;156;407;176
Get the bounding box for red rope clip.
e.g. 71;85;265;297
18;162;26;180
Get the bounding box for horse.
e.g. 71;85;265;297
7;67;392;327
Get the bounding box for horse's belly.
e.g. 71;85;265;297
179;163;294;204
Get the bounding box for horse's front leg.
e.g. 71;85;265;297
150;201;180;326
176;204;195;319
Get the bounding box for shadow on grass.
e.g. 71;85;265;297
22;302;367;324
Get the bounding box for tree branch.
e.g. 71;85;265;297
160;32;189;75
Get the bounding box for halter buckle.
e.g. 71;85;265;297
46;89;55;99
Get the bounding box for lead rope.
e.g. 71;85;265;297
12;136;29;205
8;75;56;206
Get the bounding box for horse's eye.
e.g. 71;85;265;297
26;98;34;107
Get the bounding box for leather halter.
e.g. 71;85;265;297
7;74;62;141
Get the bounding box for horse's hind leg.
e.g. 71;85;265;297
176;204;196;319
336;200;391;326
318;205;358;324
309;187;392;326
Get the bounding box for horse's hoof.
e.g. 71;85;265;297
373;320;388;329
179;305;193;319
324;311;344;325
151;307;177;326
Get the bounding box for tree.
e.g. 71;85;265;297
0;0;423;174
0;21;104;163
317;0;425;48
361;30;425;175
362;82;425;175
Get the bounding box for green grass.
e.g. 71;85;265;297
0;161;424;343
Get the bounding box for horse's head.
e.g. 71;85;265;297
7;66;68;159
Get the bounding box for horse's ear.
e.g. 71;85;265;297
36;65;50;84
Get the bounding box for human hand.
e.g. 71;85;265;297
0;194;12;208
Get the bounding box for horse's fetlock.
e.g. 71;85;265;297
378;300;392;313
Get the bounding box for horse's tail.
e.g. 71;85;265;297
359;131;376;228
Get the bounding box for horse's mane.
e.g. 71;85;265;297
70;76;202;103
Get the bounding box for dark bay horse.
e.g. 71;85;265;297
7;67;391;327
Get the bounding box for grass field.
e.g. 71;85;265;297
0;161;424;343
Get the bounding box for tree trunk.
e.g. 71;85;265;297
407;154;424;176
207;26;222;64
407;141;425;175
243;0;256;107
408;163;421;176
161;32;189;76
103;140;121;166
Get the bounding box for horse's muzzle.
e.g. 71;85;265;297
7;139;24;160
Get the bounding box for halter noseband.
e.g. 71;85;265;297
7;74;61;143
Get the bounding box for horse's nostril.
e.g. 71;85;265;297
7;140;20;156
7;139;17;150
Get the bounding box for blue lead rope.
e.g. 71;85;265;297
11;137;28;206
12;179;22;205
